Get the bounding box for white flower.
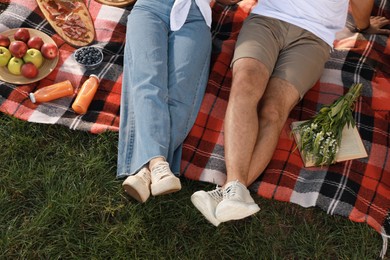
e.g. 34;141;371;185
293;83;362;166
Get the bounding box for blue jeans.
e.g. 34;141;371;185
117;0;211;178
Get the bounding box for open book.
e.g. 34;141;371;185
291;121;368;167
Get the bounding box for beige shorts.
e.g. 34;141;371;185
232;14;331;98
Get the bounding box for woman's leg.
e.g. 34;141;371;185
166;1;212;174
117;0;173;178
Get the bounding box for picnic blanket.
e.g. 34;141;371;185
0;0;389;257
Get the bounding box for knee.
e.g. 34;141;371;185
229;72;265;105
258;102;288;128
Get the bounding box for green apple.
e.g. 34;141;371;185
0;46;11;67
7;57;24;75
23;48;44;68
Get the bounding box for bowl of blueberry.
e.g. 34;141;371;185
73;46;104;70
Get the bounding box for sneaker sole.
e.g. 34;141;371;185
122;177;150;203
216;201;260;222
151;176;181;196
191;192;220;227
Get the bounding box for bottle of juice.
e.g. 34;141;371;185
71;74;100;114
29;80;74;103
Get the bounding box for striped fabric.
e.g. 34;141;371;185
180;0;390;255
0;0;389;256
0;0;126;133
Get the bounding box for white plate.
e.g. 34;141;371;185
0;28;59;85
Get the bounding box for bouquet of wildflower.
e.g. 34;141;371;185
293;83;363;166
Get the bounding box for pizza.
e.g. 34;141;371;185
36;0;95;47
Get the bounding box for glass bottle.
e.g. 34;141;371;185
29;80;74;103
71;74;100;114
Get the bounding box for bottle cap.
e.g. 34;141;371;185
89;74;99;83
29;93;36;103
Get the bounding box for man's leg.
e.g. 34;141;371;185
213;58;268;222
242;25;330;186
246;77;300;186
216;64;300;222
223;58;269;185
225;20;329;187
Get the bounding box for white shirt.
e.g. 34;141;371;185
170;0;212;31
251;0;349;46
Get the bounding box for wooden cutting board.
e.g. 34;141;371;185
94;0;136;7
36;0;95;47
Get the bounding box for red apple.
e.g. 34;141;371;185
21;62;39;78
9;40;28;58
14;28;30;43
27;36;44;50
41;42;58;59
0;34;10;48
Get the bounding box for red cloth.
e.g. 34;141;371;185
0;0;389;249
181;1;390;243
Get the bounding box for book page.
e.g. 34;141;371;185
336;125;368;161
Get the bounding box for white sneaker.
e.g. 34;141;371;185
150;161;181;196
215;180;260;222
122;167;151;203
191;187;223;227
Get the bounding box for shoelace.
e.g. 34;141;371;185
208;186;223;203
151;162;172;180
223;180;239;199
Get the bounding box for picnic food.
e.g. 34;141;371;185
7;57;24;75
72;74;99;114
74;46;102;66
36;0;95;47
23;48;44;68
21;62;39;78
29;80;74;103
41;43;58;59
27;36;44;50
0;47;11;66
9;41;28;58
0;28;59;79
73;46;103;70
13;28;30;43
0;34;10;48
0;28;59;84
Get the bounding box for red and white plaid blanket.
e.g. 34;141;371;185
1;0;389;256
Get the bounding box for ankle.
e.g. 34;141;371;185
150;161;171;178
149;157;166;170
224;179;247;189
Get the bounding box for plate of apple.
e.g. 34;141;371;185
0;28;59;85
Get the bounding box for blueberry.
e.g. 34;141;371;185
75;46;103;66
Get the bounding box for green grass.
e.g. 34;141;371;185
0;113;383;259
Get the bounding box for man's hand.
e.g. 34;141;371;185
364;16;390;35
